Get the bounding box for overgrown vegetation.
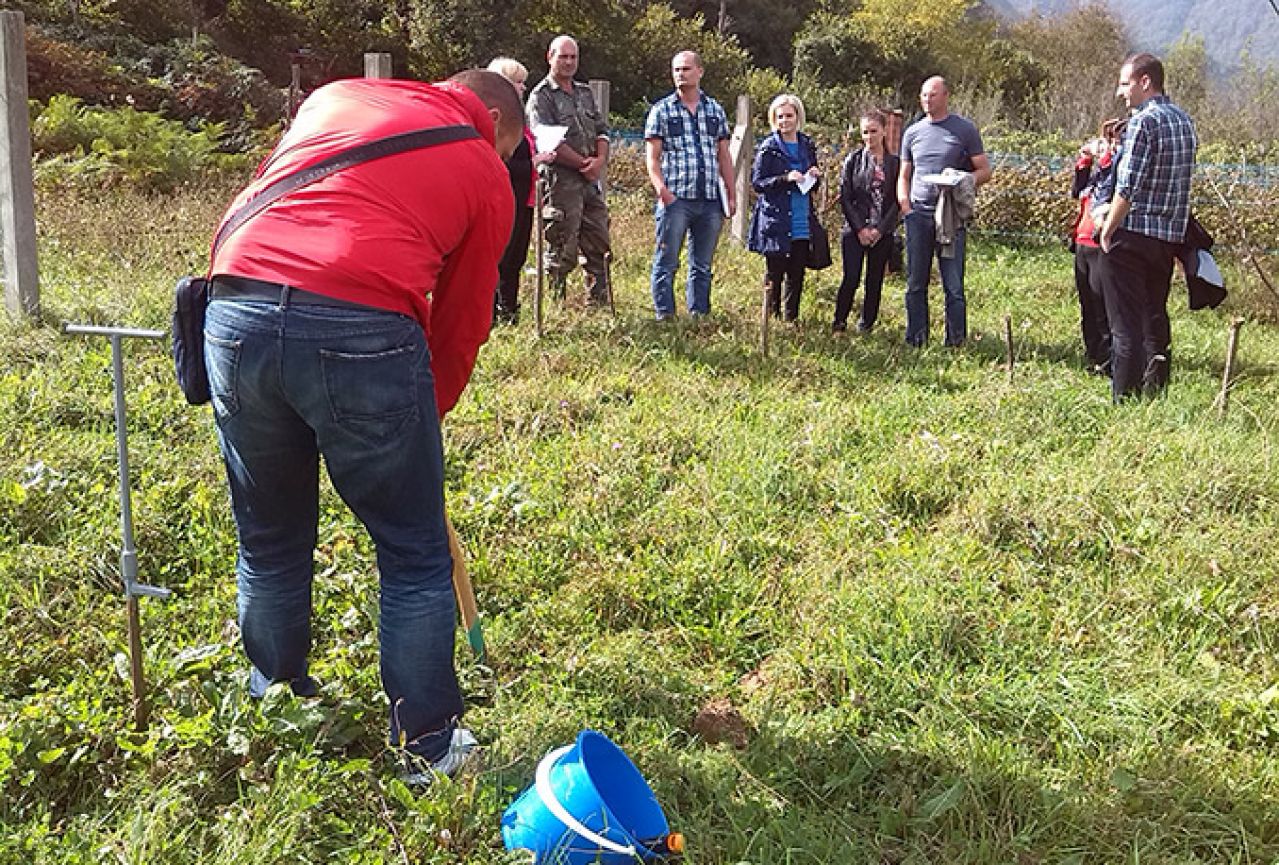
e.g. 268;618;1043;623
2;175;1277;863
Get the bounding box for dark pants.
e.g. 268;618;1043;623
494;204;533;323
834;230;892;331
205;294;463;762
1099;228;1174;401
765;239;810;321
904;210;967;347
1073;244;1111;368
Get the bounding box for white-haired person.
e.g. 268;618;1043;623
486;57;553;325
747;94;821;322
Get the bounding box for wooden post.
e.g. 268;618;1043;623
760;279;770;358
288;59;302;121
1003;313;1014;382
534;175;545;339
1216;317;1244;418
729;95;752;245
363;52;393;79
588;79;610;194
0;11;39;320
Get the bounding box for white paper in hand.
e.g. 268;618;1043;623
533;125;568;154
796;174;817;195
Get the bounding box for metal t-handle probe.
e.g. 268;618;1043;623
64;324;172;731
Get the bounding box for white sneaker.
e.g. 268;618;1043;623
400;727;479;786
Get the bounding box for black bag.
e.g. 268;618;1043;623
807;219;832;270
887;231;904;274
172;276;211;405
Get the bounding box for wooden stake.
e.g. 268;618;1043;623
534;175;545;339
760;279;771;357
1216;317;1244;418
1003;313;1014;382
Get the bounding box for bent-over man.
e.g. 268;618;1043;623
205;70;521;782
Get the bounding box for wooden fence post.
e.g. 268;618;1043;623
589;79;610;194
729;95;752;245
0;11;39;320
363;52;392;79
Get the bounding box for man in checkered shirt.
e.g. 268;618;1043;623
1099;52;1197;401
644;50;737;320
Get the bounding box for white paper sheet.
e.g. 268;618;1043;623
796;174;817;195
533;125;568;154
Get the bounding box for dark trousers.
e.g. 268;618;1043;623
834;230;892;330
1098;228;1174;401
494;204;533;322
765;239;810;321
1072;244;1111;368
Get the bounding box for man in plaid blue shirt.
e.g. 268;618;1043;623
644;50;737;320
1099;52;1197;401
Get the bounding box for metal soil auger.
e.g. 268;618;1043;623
64;324;172;732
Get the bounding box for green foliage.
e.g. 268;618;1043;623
25;25;166;110
30;96;256;192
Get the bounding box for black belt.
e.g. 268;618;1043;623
210;276;376;311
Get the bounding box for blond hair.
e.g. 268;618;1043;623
486;57;528;86
767;94;806;132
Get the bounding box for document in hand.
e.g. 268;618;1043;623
796;174;817;195
533;125;568;154
919;171;965;187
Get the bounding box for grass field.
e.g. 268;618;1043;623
2;183;1277;864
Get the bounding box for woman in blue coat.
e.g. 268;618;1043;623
748;94;821;322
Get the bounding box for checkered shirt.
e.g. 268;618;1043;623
644;90;729;201
1116;95;1197;243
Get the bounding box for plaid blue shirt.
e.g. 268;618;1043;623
1116;95;1197;243
644;90;729;200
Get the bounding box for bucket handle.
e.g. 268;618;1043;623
534;744;637;857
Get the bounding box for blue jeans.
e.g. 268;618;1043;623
904;210;967;346
650;197;724;317
204;294;462;761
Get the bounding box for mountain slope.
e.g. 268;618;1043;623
997;0;1279;71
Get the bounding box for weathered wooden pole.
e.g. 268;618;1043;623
729;95;752;245
1003;313;1014;382
760;279;771;358
1216;317;1244;418
534;176;545;339
588;79;610;196
0;11;39;320
363;52;392;79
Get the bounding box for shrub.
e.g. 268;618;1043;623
30;96;257;193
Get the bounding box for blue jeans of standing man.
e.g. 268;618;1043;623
650;197;724;318
904;210;967;346
204;291;463;762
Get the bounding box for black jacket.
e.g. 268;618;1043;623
839;147;901;237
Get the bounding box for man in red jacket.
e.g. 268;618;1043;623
204;70;520;782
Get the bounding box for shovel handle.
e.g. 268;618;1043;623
446;517;486;661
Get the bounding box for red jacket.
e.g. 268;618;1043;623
211;78;514;416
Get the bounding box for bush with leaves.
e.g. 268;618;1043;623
30;96;257;193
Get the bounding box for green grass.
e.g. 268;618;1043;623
2;183;1277;864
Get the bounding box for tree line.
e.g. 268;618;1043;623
12;0;1279;151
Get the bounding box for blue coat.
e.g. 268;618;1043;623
747;131;820;256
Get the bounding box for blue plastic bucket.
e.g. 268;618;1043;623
500;730;671;864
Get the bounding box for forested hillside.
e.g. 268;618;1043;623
9;0;1279;147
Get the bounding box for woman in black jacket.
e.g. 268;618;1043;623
833;110;900;333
